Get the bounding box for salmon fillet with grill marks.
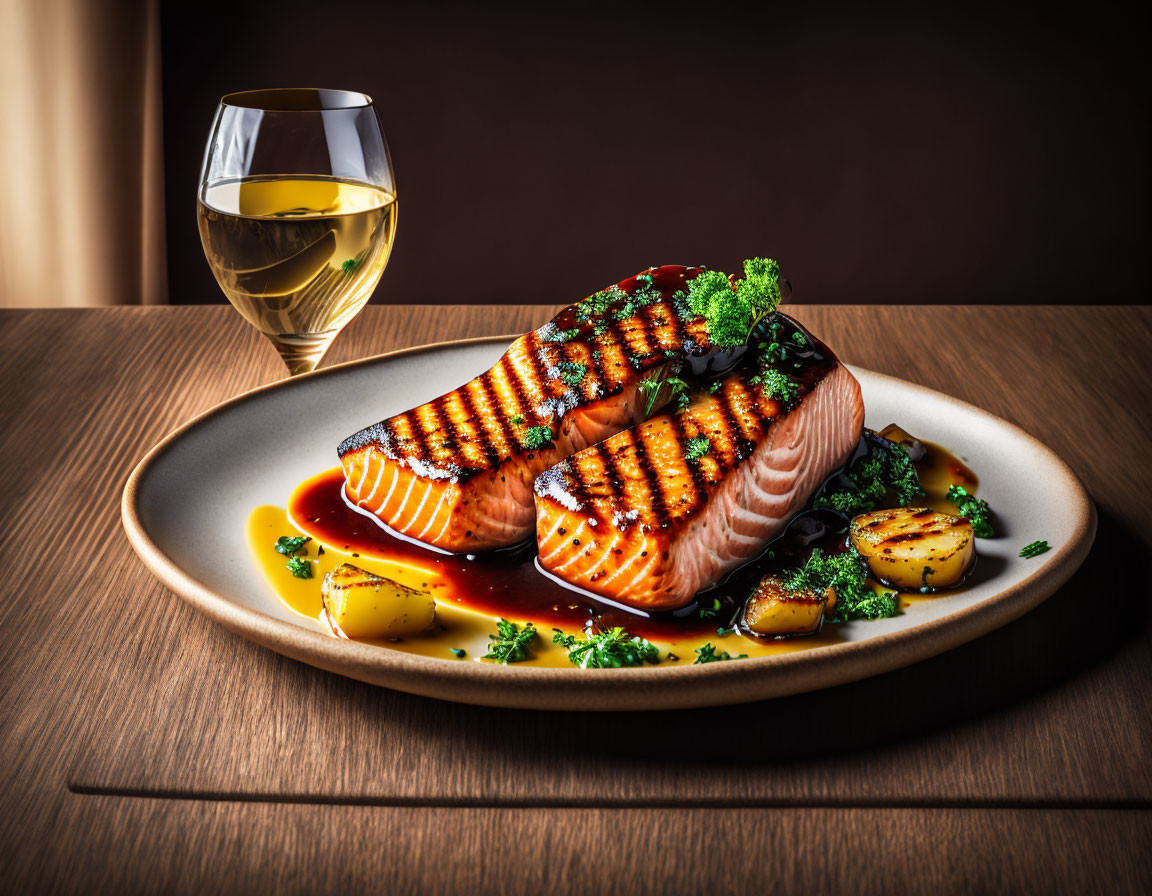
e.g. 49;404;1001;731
534;321;864;610
338;265;724;552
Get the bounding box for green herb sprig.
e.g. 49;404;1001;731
681;257;782;348
521;426;555;450
552;627;662;668
1019;540;1050;558
286;556;313;579
947;485;995;538
813;431;924;518
693;643;748;664
684;436;711;462
639;373;690;418
483;619;538;664
781;548;899;622
275;535;311;555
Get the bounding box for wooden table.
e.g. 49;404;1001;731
1;305;1149;894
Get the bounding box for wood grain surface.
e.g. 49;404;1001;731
1;305;1150;893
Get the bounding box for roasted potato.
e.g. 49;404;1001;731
321;563;435;638
744;575;835;637
849;508;974;590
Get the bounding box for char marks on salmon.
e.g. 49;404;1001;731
338;265;726;552
534;319;865;610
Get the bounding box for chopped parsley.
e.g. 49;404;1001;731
1019;540;1051;558
509;414;525;426
556;361;587;388
814;431;924;517
521;426;555;450
751;368;798;402
684;436;711;462
681;257;782;348
611;286;661;321
574;285;626;322
693;643;747;664
698;597;723;620
552;627;662;668
946;485;995;538
286;556;313;579
780;548;899;622
274;535;311;556
483;619;537;664
340;258;360;274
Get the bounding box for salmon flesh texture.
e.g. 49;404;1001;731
337;265;725;552
534;331;865;610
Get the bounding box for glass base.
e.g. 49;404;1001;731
264;330;337;376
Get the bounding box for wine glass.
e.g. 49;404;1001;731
197;88;397;376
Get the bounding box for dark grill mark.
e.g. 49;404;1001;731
455;385;501;468
499;355;532;425
596;441;632;527
712;386;749;470
884;532;929;544
667;413;709;511
400;409;434;465
631;429;670;528
474;374;518;455
523;331;561;402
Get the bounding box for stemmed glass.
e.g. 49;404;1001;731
197;88;396;375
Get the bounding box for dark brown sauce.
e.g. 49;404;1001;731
289;433;977;641
290;467;721;640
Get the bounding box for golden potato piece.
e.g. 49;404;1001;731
744;575;835;637
850;507;974;591
321;563;435;638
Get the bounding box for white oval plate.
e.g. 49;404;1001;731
123;337;1095;711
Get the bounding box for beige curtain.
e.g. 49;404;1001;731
0;0;166;307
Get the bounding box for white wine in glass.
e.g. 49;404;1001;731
197;89;397;375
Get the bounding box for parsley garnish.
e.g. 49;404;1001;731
483;619;538;663
275;535;311;556
946;485;995;537
552;627;662;668
556;361;587;388
509;414;525;426
285;556;312;579
681;257;782;348
699;597;723;620
639;373;690;417
693;643;747;664
684;436;711;462
574;286;626;322
814;431;924;517
340;258;360;274
521;426;555;450
751;368;798;402
1020;540;1050;558
780;548;899;622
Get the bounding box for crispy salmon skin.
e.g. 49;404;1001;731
534;319;865;610
338;265;729;552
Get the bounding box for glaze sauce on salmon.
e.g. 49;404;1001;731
338;265;741;553
535;321;865;610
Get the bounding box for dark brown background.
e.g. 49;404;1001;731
163;0;1149;306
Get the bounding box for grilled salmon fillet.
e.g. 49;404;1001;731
338;265;727;552
534;322;864;610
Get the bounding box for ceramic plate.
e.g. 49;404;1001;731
122;336;1095;710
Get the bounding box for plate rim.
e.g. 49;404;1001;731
122;335;1097;711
